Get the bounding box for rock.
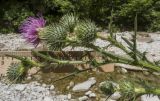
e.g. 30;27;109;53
89;93;96;98
50;85;55;90
141;94;160;101
153;72;160;76
33;75;42;81
44;97;53;101
110;92;121;100
72;77;96;92
137;36;153;43
85;91;92;96
67;81;75;90
115;63;148;71
42;83;47;87
121;68;128;74
67;94;72;99
78;96;89;101
143;71;150;75
106;99;116;101
27;76;32;80
15;85;26;91
69;81;75;87
99;64;115;72
0;43;5;49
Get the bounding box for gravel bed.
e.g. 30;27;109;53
0;81;73;101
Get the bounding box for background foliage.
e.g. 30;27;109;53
0;0;160;33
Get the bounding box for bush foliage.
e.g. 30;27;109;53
0;0;159;33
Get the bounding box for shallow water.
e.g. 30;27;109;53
27;67;160;100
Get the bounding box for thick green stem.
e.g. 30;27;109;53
87;43;134;64
32;50;87;64
135;87;160;95
97;34;131;57
138;61;160;72
97;34;160;72
135;87;146;94
133;13;138;62
5;54;43;67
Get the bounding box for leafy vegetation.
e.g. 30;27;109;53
0;0;159;33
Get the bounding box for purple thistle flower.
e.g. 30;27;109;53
19;16;46;46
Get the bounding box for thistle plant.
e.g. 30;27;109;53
100;80;160;101
7;13;160;83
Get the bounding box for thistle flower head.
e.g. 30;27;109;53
7;63;28;83
74;20;97;44
19;16;46;46
43;24;67;50
99;81;116;95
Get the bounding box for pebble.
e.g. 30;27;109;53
69;81;75;87
50;85;55;90
153;72;160;76
121;68;128;74
89;93;96;98
44;96;53;101
78;96;89;101
14;84;26;91
42;83;47;87
106;99;116;101
110;92;121;100
27;76;32;80
141;94;160;101
143;71;150;75
0;81;72;101
67;94;72;99
72;77;96;92
85;91;92;96
67;81;75;90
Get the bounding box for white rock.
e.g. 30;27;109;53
141;94;160;101
27;76;32;80
110;92;121;100
67;81;75;90
42;84;47;87
121;68;128;74
72;77;96;92
44;97;53;101
115;63;148;71
69;81;75;87
50;85;55;90
153;72;160;76
89;93;96;98
85;91;92;96
67;94;72;99
15;85;26;91
78;96;89;101
106;99;116;101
